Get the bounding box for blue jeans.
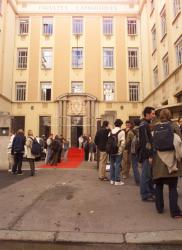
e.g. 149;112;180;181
110;154;122;182
131;154;140;184
140;159;155;200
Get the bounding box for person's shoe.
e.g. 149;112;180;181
17;172;23;176
110;180;115;185
8;169;12;172
142;196;155;202
122;175;128;179
171;211;182;218
115;181;124;186
98;177;104;181
103;177;109;181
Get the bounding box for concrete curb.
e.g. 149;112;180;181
125;230;182;244
0;230;55;242
0;229;182;245
56;232;124;244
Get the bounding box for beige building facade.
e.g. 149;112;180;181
0;0;181;145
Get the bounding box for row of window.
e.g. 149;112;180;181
15;81;139;102
151;0;181;19
153;36;182;87
19;16;138;36
17;47;139;69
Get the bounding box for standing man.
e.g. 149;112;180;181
139;106;156;201
122;120;134;179
94;120;110;181
109;119;125;185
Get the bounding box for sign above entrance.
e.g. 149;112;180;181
17;3;139;14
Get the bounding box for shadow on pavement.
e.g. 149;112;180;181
0;170;30;190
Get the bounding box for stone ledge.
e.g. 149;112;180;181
126;230;182;244
0;230;55;242
55;232;124;244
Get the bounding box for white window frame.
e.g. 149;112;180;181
103;17;113;36
175;36;182;66
103;48;114;68
160;7;167;38
128;48;138;69
71;81;83;93
17;48;28;69
42;17;53;36
151;25;157;51
173;0;181;18
129;82;139;102
15;82;26;101
103;82;115;101
41;48;53;69
72;17;83;35
153;66;159;87
162;54;169;78
40;82;52;101
19;18;29;35
127;18;137;35
72;48;83;68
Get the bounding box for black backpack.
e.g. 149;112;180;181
153;122;174;151
29;138;42;156
106;130;122;155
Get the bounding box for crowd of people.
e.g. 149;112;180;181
94;107;182;219
6;106;182;218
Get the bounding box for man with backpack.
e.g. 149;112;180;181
107;119;125;185
138;106;155;201
130;118;141;185
94;120;110;181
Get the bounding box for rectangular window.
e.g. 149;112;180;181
175;36;182;66
72;17;83;35
19;18;29;35
103;82;114;101
151;25;157;51
162;54;169;78
42;17;53;35
41;48;52;69
40;82;51;101
15;82;26;101
103;48;114;68
72;48;83;68
127;18;137;35
161;7;167;38
153;66;159;87
128;48;138;69
129;82;139;102
71;81;83;93
173;0;181;17
17;48;28;69
103;17;113;36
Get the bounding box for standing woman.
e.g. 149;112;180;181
152;109;182;218
26;130;36;176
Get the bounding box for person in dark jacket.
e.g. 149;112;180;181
139;107;155;201
94;120;110;181
11;129;26;175
178;117;182;134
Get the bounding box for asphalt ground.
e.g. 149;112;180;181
0;161;182;249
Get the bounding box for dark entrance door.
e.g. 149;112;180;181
71;116;83;147
11;116;25;133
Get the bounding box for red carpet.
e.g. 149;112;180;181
39;148;84;169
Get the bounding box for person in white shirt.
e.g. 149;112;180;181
7;132;15;172
109;119;125;186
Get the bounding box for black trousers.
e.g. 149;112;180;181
27;158;35;175
12;153;24;174
155;177;181;216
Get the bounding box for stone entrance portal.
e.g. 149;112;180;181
57;93;97;145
